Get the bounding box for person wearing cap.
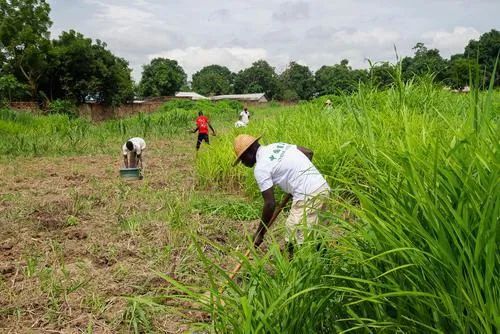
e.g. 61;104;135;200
233;134;330;250
192;111;216;150
123;137;146;168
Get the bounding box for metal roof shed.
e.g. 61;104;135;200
210;93;267;103
175;92;209;100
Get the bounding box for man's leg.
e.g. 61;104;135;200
204;134;210;145
128;152;138;168
285;200;306;245
285;186;329;246
196;134;203;150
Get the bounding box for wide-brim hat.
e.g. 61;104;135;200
233;134;262;166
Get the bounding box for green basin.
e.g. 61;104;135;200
120;168;142;180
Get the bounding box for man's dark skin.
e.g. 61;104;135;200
239;141;314;248
191;111;216;135
123;141;142;168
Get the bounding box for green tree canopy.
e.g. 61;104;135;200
233;60;281;100
401;43;448;82
191;64;234;96
280;61;315;100
315;59;368;96
41;30;134;105
446;54;479;89
369;62;395;89
0;73;28;101
139;58;187;97
0;0;52;100
464;29;500;86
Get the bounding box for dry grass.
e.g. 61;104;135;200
0;138;254;333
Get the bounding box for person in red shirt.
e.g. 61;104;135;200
191;111;216;150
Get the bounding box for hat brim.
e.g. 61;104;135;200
232;135;262;166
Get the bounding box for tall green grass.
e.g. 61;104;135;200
172;79;499;332
0;99;242;157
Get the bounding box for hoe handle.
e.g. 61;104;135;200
227;194;292;281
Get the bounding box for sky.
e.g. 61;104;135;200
47;0;500;82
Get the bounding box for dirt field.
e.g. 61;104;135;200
0;138;256;333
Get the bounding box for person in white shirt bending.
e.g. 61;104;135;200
235;107;250;128
122;137;146;168
232;134;330;253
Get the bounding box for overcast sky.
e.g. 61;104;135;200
47;0;499;82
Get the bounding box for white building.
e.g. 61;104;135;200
210;93;267;103
175;92;209;100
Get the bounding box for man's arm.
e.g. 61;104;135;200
192;127;199;133
209;122;216;136
253;187;275;247
123;155;128;168
297;146;313;161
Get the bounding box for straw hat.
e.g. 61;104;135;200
233;134;261;166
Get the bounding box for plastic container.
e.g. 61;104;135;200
119;168;142;181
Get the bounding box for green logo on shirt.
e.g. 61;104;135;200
268;143;288;162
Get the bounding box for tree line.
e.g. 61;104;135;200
1;0;499;106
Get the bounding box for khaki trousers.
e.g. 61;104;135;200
285;183;330;244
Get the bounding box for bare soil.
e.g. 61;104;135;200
0;139;248;333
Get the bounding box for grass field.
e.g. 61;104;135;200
0;82;498;333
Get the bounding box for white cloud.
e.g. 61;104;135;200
273;1;310;21
149;47;269;79
47;1;499;81
332;28;401;46
422;27;481;56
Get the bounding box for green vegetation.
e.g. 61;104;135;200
192;65;235;96
1;70;499;332
138;58;187;98
0;99;242;156
1;0;499;105
173;80;498;332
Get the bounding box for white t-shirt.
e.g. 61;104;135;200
254;143;329;201
240;110;250;124
122;137;146;155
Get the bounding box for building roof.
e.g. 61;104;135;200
175;92;208;100
210;93;267;101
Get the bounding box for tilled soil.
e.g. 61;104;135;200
0;139;239;333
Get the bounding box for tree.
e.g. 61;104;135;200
42;30;134;105
139;58;186;97
401;43;448;82
446;54;479;89
0;0;52;100
314;60;368;96
464;29;500;86
233;60;281;100
369;61;395;88
192;65;234;96
0;73;28;101
280;61;315;100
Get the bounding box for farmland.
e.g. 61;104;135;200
1;82;499;333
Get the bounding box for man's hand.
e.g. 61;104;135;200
212;132;216;136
